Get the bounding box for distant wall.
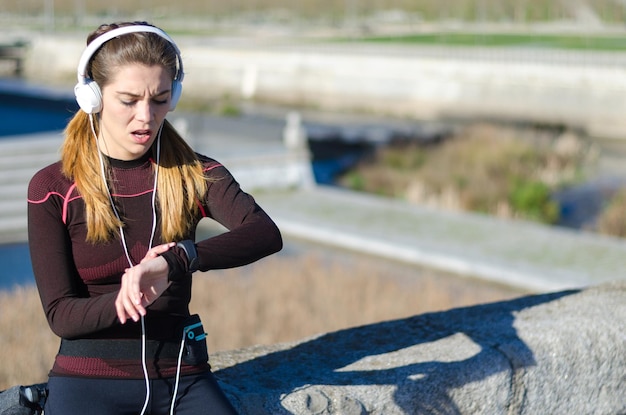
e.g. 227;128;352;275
22;33;626;139
209;282;625;414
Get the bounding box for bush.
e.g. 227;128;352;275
509;179;560;224
339;122;593;225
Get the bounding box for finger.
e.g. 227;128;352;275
119;284;138;322
115;295;128;324
152;242;175;255
119;270;144;322
122;288;144;322
124;267;144;307
140;242;175;264
116;276;131;323
115;291;136;324
134;296;147;317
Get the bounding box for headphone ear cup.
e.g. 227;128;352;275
169;80;182;111
74;80;103;114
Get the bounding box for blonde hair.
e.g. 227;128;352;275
62;22;207;243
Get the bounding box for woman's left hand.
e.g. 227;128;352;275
115;242;175;324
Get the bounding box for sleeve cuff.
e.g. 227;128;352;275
161;248;189;282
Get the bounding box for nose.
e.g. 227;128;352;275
135;100;155;122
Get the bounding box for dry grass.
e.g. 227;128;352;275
597;189;626;237
0;285;59;390
1;0;625;24
0;241;523;390
340;122;595;224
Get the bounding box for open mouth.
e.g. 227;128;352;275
132;129;152;143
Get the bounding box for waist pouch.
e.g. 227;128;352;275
59;314;209;365
178;314;209;366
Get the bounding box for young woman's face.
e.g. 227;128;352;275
98;63;172;160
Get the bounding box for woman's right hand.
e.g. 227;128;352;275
115;242;175;324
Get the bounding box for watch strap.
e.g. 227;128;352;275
176;240;199;273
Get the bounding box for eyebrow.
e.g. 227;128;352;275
116;90;170;98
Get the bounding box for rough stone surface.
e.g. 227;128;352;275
210;282;625;414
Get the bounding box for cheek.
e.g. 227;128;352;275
155;107;170;122
102;110;131;129
101;99;131;118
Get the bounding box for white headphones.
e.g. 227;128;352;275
74;25;184;114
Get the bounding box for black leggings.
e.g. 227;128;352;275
44;371;239;415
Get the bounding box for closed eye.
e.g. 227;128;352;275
118;91;170;107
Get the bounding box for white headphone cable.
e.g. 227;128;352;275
139;315;150;415
91;114;164;415
140;123;163;415
170;329;187;414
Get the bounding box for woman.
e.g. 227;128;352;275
27;21;282;414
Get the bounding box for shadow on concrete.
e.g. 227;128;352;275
215;288;580;414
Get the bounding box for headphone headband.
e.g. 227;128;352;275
76;25;184;84
74;24;184;113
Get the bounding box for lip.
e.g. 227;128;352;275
131;129;153;144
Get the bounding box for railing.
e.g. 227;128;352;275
0;41;28;77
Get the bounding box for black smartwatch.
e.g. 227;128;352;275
176;240;199;273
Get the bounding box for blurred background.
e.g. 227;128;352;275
1;0;626;388
2;0;626;34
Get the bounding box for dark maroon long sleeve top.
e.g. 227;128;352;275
27;153;282;378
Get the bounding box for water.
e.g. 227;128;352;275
0;243;34;290
0;79;78;289
0;79;77;137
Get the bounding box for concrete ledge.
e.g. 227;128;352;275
20;34;626;139
210;282;625;414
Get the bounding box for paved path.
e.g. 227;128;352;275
0;132;62;244
251;185;626;293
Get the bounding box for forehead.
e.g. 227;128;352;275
107;63;171;88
